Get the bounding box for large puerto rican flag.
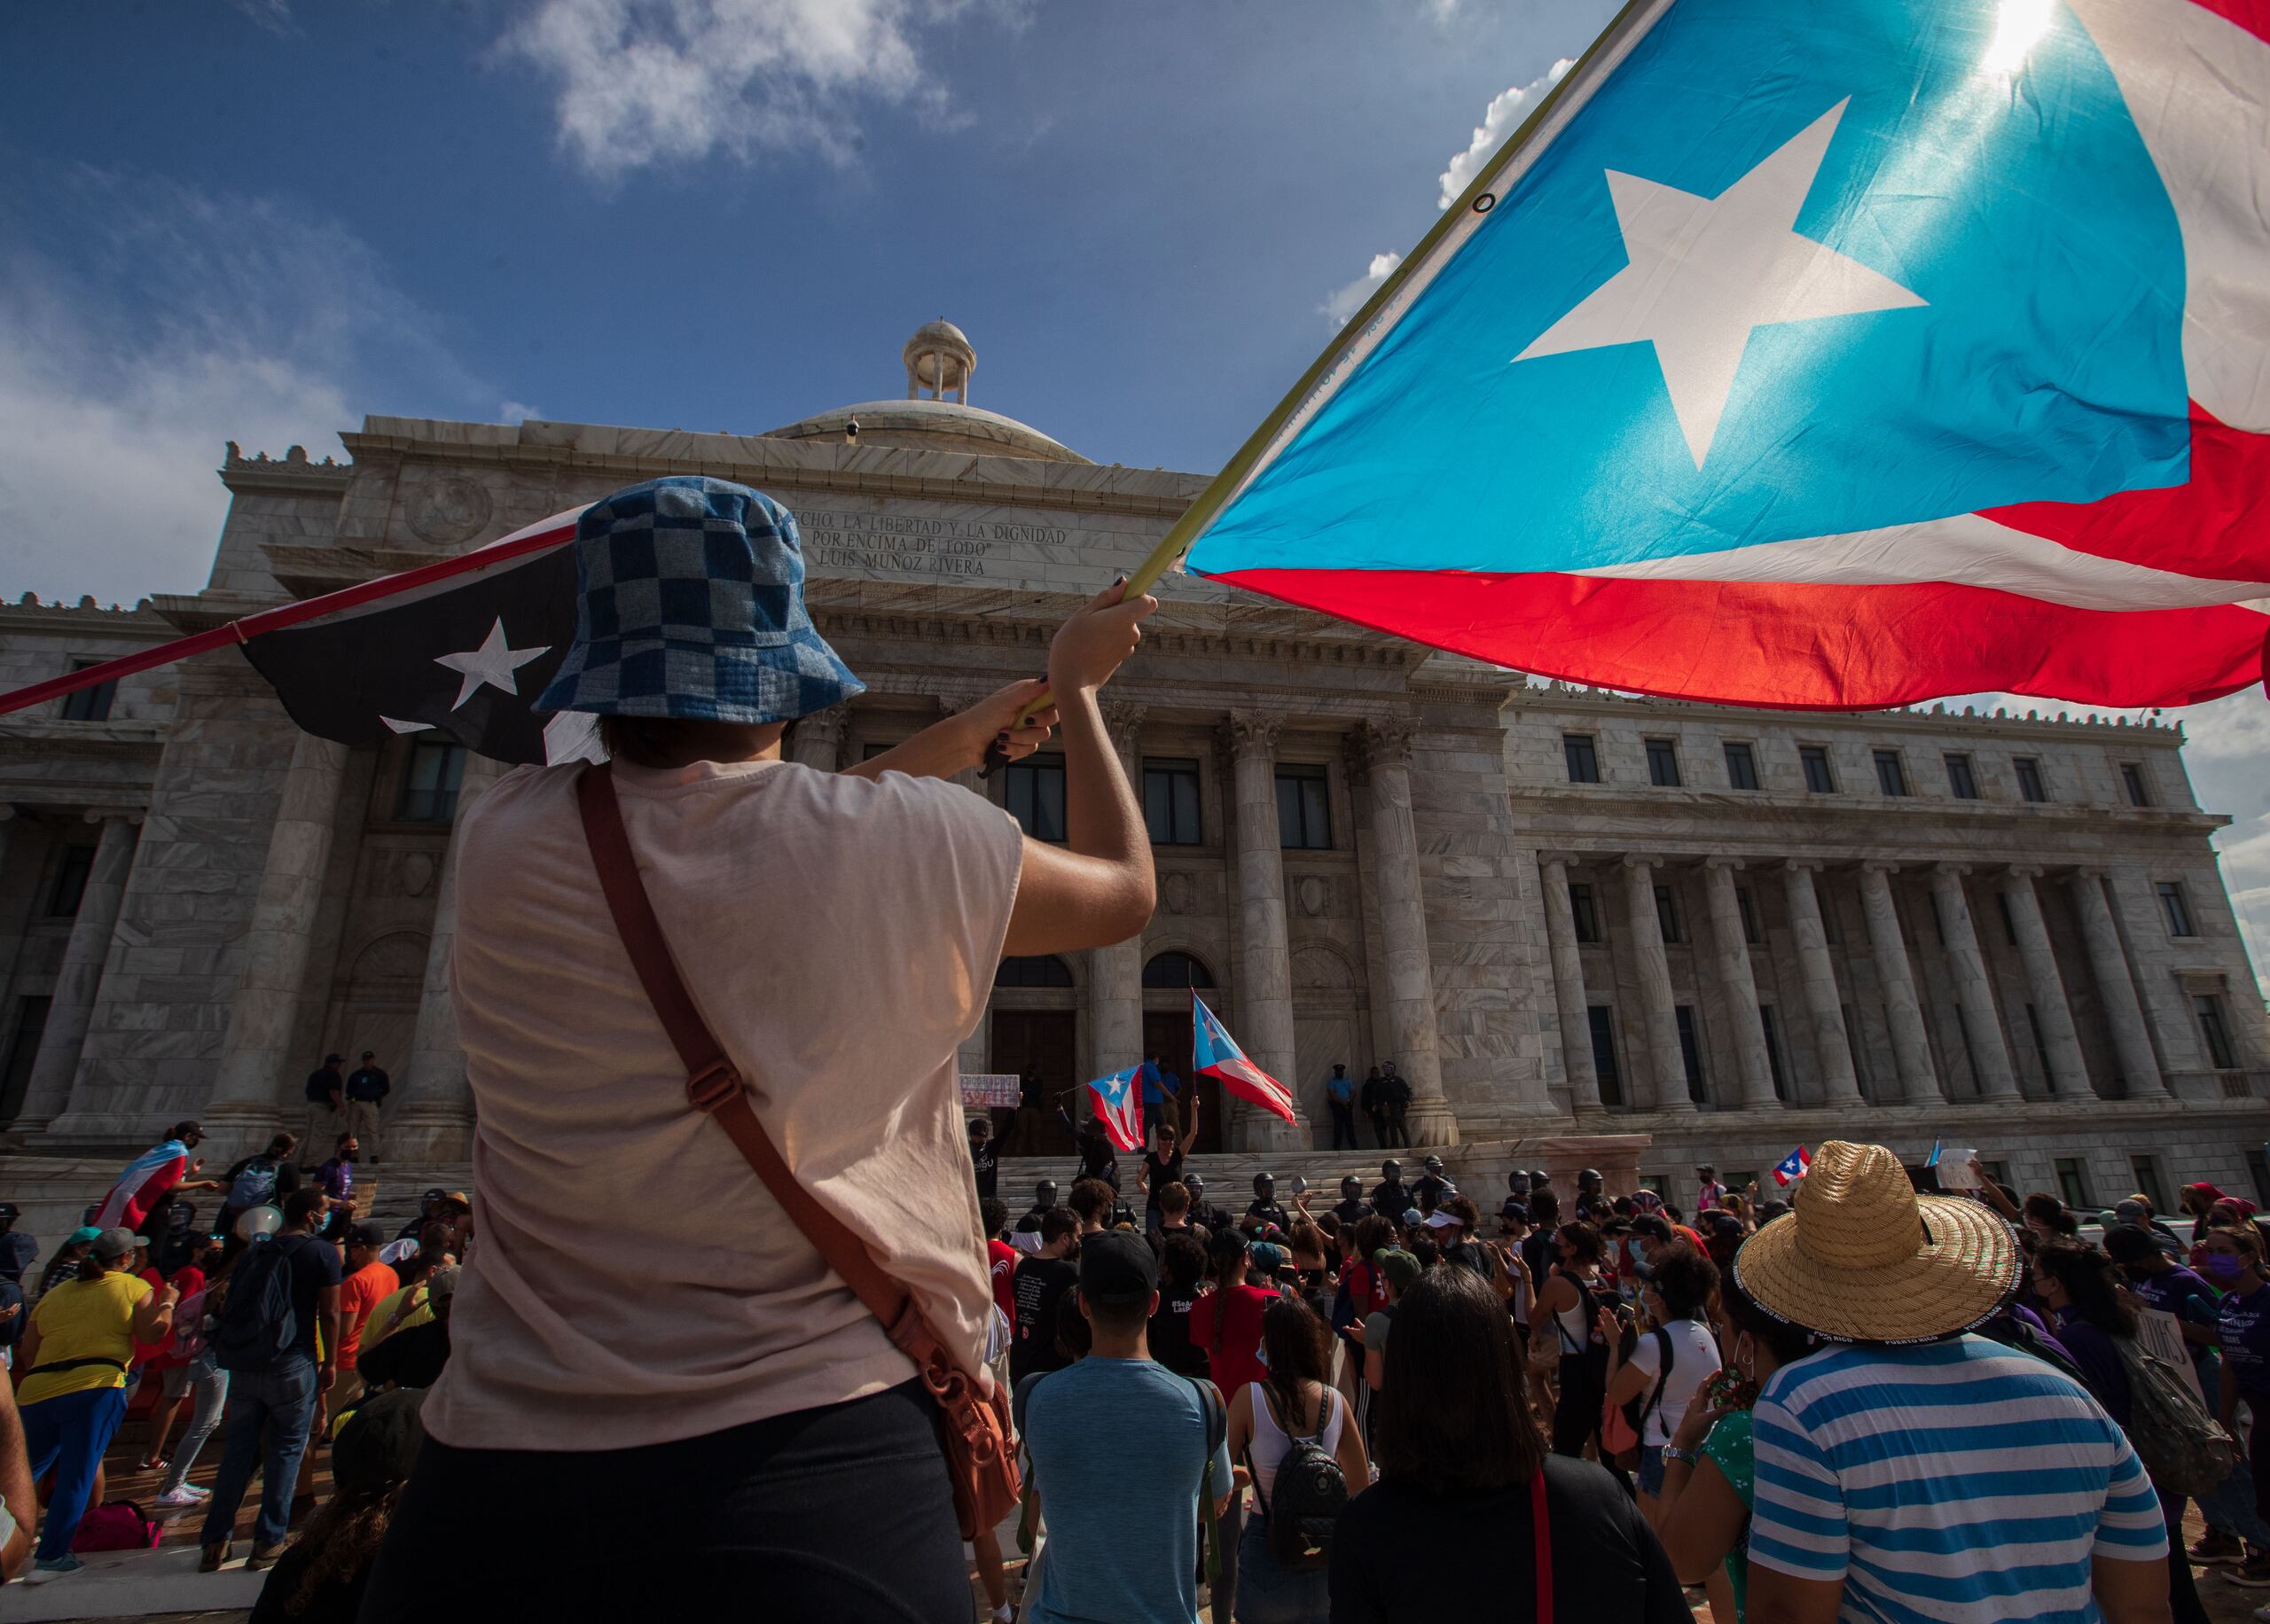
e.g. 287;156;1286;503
1193;995;1298;1124
1085;1066;1147;1153
1180;0;2270;709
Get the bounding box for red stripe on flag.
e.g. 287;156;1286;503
1204;568;2267;710
1981;406;2270;582
2189;0;2270;44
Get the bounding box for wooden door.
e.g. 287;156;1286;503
1144;1009;1209;1152
991;1010;1078;1154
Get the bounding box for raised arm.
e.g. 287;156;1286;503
1002;581;1158;956
845;679;1060;784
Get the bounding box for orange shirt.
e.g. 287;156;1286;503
337;1261;400;1370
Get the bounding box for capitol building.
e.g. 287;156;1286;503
1;321;2265;1217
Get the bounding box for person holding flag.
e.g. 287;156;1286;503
1085;1066;1146;1157
1193;995;1299;1130
92;1122;220;1234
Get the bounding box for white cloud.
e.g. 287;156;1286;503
1438;58;1573;210
1319;251;1402;328
0;170;504;605
496;0;1006;179
499;400;543;424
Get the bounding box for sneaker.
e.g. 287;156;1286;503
26;1554;83;1584
2196;1531;2244;1565
154;1485;203;1510
183;1483;212;1500
199;1541;230;1573
246;1541;286;1572
2231;1554;2270;1588
2251;1604;2270;1623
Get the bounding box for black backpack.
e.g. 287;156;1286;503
210;1234;302;1373
1250;1386;1349;1572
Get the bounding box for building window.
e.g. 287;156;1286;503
2025;1004;2054;1091
1996;893;2019;946
1759;1005;1789;1100
1736;886;1759;946
1006;757;1068;842
2121;762;2153;808
1722;741;1759;791
1800;746;1836;794
1945;753;1978;800
2054;1157;2093;1210
1873;750;1909;797
0;995;50;1124
1564;733;1600;784
1979;1159;2011;1194
995;956;1075;988
1141;759;1202;846
395;739;467;824
859;741;897;761
2128;1154;2166;1212
2015;756;2048;802
1654;884;1683;945
1141;951;1215;988
2157;881;2196;937
1275;765;1332;849
1569;882;1601;945
59;661;116;722
1646;738;1682;787
2196;993;2239;1069
1587;1006;1624;1108
46;845;94;917
1674;1006;1707;1104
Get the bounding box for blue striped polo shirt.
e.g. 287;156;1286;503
1749;1334;2166;1622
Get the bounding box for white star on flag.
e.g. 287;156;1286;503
1515;98;1926;468
434;617;549;711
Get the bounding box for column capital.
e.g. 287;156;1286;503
1345;715;1420;781
2067;864;2110;883
2003;863;2046;882
1859;858;1904;877
1220;710;1284;761
1932;861;1973;878
1101;700;1148;754
1783;857;1825;875
1702;855;1747;873
1620;853;1663;875
796;703;850;747
82;807;144;827
1537;853;1573;879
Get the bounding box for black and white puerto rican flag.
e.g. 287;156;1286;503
239;509;599;766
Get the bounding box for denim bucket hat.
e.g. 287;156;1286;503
536;476;863;722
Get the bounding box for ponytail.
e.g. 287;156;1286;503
74;1253;104;1284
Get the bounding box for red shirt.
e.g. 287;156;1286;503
1344;1261;1389;1318
987;1240;1018;1321
1205;1282;1279;1398
131;1265;194;1369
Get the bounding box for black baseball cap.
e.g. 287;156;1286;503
325;1053;343;1065
349;1222;387;1247
1079;1230;1160;1305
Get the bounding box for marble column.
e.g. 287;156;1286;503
1703;858;1778;1109
205;732;352;1145
18;811;140;1129
2001;866;2092;1096
1356;719;1456;1144
1930;863;2020;1098
1088;703;1148;1096
793;704;849;771
2069;868;2168;1099
392;753;507;1161
1222;713;1306;1149
1619;855;1695;1114
1859;863;1942;1104
1538;855;1603;1114
1782;862;1861;1105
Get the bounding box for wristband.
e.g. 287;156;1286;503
1661;1445;1699;1467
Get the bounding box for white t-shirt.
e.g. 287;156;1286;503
423;756;1022;1451
1626;1316;1723;1446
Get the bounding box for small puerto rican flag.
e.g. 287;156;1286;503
1193;994;1297;1124
1773;1145;1812;1188
1085;1066;1146;1153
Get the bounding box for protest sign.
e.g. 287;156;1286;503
2135;1306;2206;1406
959;1074;1022;1111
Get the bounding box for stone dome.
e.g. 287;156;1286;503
765;321;1090;463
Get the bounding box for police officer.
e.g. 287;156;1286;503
1329;1175;1369;1228
1413;1153;1455;1214
1245;1172;1291;1236
1370;1159;1411;1221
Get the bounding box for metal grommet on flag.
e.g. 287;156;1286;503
1472;192;1495;211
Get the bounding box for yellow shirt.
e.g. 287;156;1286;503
364;1282;434;1349
21;1272;151;1405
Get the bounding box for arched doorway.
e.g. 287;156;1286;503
1142;949;1218;1151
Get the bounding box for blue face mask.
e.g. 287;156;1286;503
2205;1252;2245;1282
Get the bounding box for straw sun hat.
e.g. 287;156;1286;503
1733;1140;2017;1344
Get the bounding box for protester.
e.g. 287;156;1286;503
1532;1220;1619;1459
967;1114;998;1202
93;1120;218;1231
390;1188;468;1245
134;1238;215;1468
1695;1165;1726;1214
1331;1264;1687;1620
2208;1225;2270;1577
1076;1116;1121;1190
1066;1175;1115;1236
333;1222;400;1408
36;1227;98;1298
1139;1123;1186;1234
2023;1190;2082;1241
1151;1180;1206;1251
218;1134;302;1238
1741;1141;2171;1624
1021;1230;1233;1624
1149;1231;1211;1379
1600;1240;1722;1524
1012;1208;1083;1386
200;1188;342;1573
1141;1052;1184;1144
18;1228;177;1580
154;1257;231;1510
250;1387;425;1624
1223;1296;1368;1622
1360;1247;1420;1394
0;1206;35;1288
1323;1063;1358;1152
354;1267;455;1392
0;1364;35;1580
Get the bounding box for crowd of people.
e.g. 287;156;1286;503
0;1115;467;1615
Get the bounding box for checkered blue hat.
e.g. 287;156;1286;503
536;477;863;722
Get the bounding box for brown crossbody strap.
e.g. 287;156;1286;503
574;764;940;1369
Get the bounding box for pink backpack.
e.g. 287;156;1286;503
71;1501;160;1552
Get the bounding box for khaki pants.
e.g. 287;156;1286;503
346;1098;383;1161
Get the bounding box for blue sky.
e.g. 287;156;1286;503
6;0;2270;988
